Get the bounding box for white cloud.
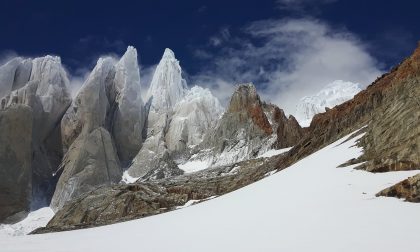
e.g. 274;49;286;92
209;27;231;47
67;67;90;98
192;18;382;114
0;50;18;66
139;64;157;101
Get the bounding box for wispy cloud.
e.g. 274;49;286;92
276;0;338;13
139;64;157;101
0;50;18;66
191;18;382;114
209;27;231;47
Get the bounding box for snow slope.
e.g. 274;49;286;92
0;208;54;237
1;130;419;252
295;80;362;127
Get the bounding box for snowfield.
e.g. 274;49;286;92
1;130;419;251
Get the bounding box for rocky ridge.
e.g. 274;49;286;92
187;84;297;168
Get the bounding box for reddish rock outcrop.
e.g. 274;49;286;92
262;103;305;148
377;174;420;202
227;84;273;135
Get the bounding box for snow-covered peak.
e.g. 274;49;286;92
114;46;142;97
112;46;146;162
147;48;187;112
162;48;176;59
295;80;362;127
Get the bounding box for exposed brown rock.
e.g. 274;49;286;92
227;83;272;135
377;174;420;202
34;154;285;233
288;43;420;173
262;103;305;148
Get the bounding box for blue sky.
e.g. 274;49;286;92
1;0;419;112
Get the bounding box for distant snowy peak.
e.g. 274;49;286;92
295;80;362;127
147;48;187;112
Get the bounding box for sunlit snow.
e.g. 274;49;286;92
0;208;54;237
1;130;419;252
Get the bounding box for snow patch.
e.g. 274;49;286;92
0;207;54;237
178;160;210;173
257;147;292;158
121;170;140;184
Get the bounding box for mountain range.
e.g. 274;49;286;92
0;42;419;235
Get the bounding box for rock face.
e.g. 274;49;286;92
0;58;32;100
190;84;277;167
127;49;187;179
61;46;145;162
295;80;362;127
0;55;72;208
55;46;144;209
50;128;122;211
112;47;146;164
166;86;223;154
0;105;32;223
61;57;116;151
263;103;305;149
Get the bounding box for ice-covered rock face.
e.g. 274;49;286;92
166;86;223;153
0;58;23;99
0;55;72;145
62;46;146;163
112;46;146;163
127;50;222;180
56;46;147;208
61;57;115;150
295;80;362;127
146;48;187;113
0;55;72;211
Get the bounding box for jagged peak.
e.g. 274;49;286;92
120;46;137;61
147;48;187;111
162;48;176;59
32;55;61;64
228;83;261;112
